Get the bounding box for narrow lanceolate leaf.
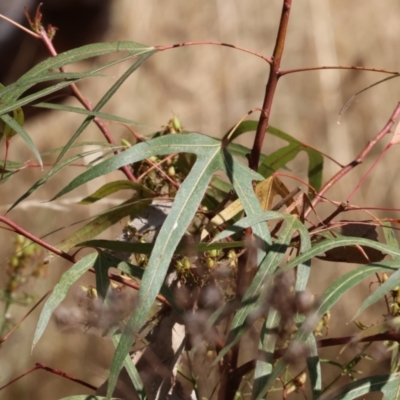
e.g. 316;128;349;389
215;216;296;364
224;121;324;192
2;42;156;105
78;180;155;204
320;373;400;400
222;151;272;263
34;102;150;128
80;239;245;256
112;333;145;399
108;148;223;398
56;198;152;253
54;49;156;165
294;218;312;292
306;336;322;400
32;252;98;350
255;262;399;400
212;210;292;242
1;114;42;167
53;133;222;199
353;265;400;319
252;309;280;399
382;221;400;252
277;236;400;276
8;147;112;212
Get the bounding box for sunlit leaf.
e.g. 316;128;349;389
32;252;98;350
320;373;400;400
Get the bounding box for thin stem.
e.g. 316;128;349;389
0;215;75;262
0;13;41;39
0;363;97;392
305;101;400;218
249;0;292;170
0;290;51;344
156;41;271;64
280;65;400;76
346;142;392;202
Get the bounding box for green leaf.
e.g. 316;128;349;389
254;262;399;400
306;336;322;400
257;261;396;400
107;137;224;398
32;252;98;350
212;210;294;242
353;264;400;319
2;42;155;105
54;49;156;166
52;133;220;199
277;236;400;276
8;147;111;212
0;114;42;167
80;239;246;256
320;373;400;400
112;333;145;400
222;150;271;264
382;221;400;253
33;102;151;129
56;198;152;253
294;218;312;292
215;216;296;364
78;180;155;204
0;71;103;101
252;309;280;399
224;121;324;192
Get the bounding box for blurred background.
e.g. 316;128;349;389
1;0;400;398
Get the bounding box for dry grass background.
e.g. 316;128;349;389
1;0;400;398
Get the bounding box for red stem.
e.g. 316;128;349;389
0;363;97;392
249;0;292;171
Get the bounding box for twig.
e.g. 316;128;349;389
0;363;97;392
305;101;400;218
280;65;400;76
155;41;271;64
0;290;51;345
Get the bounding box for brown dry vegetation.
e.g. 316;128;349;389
1;1;400;399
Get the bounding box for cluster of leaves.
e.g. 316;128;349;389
2;9;400;400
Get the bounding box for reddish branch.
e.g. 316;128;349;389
249;0;292;171
305;101;400;218
0;363;97;392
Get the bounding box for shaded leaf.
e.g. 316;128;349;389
78;180;155;204
8;147;113;211
1;114;42;167
56;198;152;253
255;262;399;400
224;121;324;192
